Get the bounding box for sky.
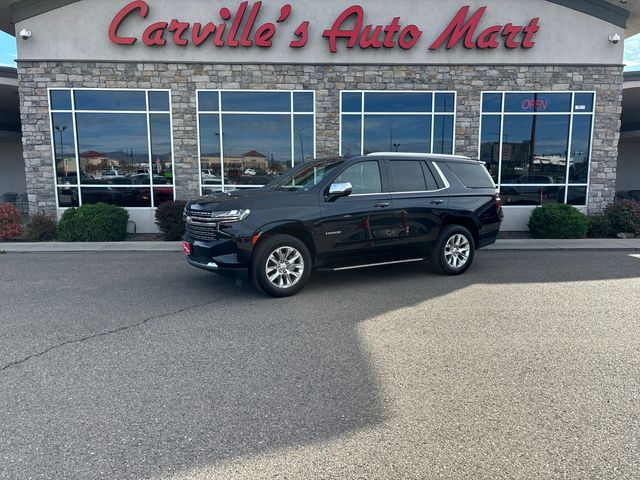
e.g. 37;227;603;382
1;30;640;70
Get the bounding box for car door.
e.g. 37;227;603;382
387;159;449;253
319;159;401;266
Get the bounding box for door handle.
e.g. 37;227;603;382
430;200;445;205
374;202;390;208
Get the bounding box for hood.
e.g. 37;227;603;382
187;188;285;212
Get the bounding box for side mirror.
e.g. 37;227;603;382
327;182;353;202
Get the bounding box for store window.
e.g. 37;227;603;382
480;91;595;206
49;89;174;208
197;90;315;194
340;91;456;157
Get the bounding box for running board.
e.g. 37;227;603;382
329;258;425;272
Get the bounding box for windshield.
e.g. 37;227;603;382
265;158;345;191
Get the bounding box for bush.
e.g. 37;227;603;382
58;203;129;242
57;207;79;241
587;214;614;238
155;200;187;241
604;200;640;235
528;203;589;239
0;204;22;240
25;213;58;241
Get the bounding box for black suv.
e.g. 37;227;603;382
183;154;502;297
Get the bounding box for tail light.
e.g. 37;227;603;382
495;194;502;210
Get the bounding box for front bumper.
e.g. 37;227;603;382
183;234;251;279
186;254;249;279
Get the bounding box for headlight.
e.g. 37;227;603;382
213;209;251;222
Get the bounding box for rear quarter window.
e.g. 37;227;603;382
442;162;496;189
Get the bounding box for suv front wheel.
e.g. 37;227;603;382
252;234;312;297
430;225;476;275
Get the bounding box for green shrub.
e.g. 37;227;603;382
25;213;58;241
57;207;79;241
604;200;640;235
0;204;22;240
528;203;589;239
58;203;129;242
587;214;614;238
155;200;187;241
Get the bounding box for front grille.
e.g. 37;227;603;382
185;209;219;241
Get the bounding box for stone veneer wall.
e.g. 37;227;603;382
17;62;623;216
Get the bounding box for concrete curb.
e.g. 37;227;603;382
0;242;182;253
2;239;640;253
485;239;640;251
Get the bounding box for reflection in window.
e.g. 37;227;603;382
335;161;382;194
500;186;563;206
197;90;315;193
341;91;455;156
221;91;291;112
57;187;79;207
294;115;314;165
479;115;500;182
504;92;572;113
480;91;595;207
81;187;152;207
341;116;361;158
569;115;592;184
271;160;343;191
389;161;427;192
49;89;174;208
365;92;432;113
74;90;147;111
433;115;454;154
501;114;570;184
364;115;431;154
51;113;76;184
150;114;173;184
50;90;72;111
76;113;149;184
294;92;314;113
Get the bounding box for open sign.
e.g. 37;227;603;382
521;98;550;111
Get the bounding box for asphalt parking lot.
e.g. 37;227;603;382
1;250;639;479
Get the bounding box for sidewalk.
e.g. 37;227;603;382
2;239;640;253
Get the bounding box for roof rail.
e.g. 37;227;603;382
366;152;473;161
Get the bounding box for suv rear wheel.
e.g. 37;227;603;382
430;225;475;275
252;234;312;297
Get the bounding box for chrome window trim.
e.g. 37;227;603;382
348;161;451;197
431;162;451;190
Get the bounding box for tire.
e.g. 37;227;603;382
430;225;476;275
251;234;312;297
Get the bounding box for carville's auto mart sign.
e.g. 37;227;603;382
108;1;541;52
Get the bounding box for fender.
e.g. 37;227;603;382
251;219;320;257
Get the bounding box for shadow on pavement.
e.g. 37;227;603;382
0;250;638;478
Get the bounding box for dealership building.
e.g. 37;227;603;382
1;0;640;232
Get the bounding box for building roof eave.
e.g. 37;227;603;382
547;0;632;29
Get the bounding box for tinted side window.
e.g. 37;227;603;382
421;162;440;190
336;161;382;194
443;162;495;188
389;161;427;192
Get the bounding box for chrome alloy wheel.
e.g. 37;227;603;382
444;234;471;269
265;246;305;289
